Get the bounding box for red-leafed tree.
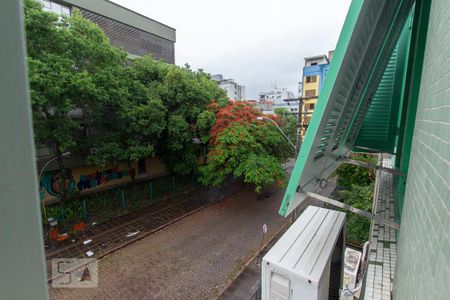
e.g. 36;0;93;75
199;101;293;192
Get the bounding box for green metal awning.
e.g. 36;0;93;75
279;0;415;216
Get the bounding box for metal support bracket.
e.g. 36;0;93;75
302;191;400;230
339;157;406;177
352;146;382;152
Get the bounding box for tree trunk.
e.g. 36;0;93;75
127;160;137;201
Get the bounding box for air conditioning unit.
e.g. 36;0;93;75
89;148;97;155
262;206;346;300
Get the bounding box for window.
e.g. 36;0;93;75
61;5;71;16
41;0;51;9
309;103;315;110
311;62;318;66
50;2;62;14
305;89;316;97
305;76;317;83
39;0;71;16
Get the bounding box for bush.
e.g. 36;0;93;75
339;184;374;243
335;153;377;245
335;154;377;188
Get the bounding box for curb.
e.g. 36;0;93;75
216;220;291;298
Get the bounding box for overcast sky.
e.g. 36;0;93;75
111;0;351;99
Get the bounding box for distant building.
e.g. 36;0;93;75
38;0;176;63
259;86;297;114
327;50;335;61
255;100;274;115
301;51;333;135
211;74;245;100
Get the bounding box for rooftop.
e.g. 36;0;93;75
304;54;329;63
61;0;176;42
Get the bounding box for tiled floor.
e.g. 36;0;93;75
363;159;397;300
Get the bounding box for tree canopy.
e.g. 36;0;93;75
274;107;298;148
199;101;293;192
25;0;226;177
26;0;127;155
25;0;292;195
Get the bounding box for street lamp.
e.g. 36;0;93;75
256;117;296;150
38;151;70;222
38;151;71;182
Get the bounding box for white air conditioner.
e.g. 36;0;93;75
262;206;346;300
89;148;97;155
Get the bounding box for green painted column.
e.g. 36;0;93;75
0;1;49;298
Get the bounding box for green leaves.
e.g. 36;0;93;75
338;184;374;243
199;103;289;192
335;153;377;244
25;0;128;157
335;154;376;188
24;0;227;180
237;153;285;193
125;56;226;175
196;111;216;144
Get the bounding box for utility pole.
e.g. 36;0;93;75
283;96;318;153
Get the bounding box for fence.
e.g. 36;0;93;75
43;173;198;230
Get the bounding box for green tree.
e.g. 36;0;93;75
196;111;216;144
26;0;229;196
335;154;377;188
196;110;216;163
338;184;374;243
334;153;377;244
199;102;291;191
128;57;227;174
274;107;298;155
87;60;167;178
25;0;127;199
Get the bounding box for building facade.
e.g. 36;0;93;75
39;0;176;63
254;100;274;115
211;74;245;100
259;86;297;113
301;52;333;136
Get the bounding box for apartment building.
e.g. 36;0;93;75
39;0;176;63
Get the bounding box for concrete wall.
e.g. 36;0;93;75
394;0;450;298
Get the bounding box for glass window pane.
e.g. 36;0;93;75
51;2;62;14
61;5;71;16
41;0;51;10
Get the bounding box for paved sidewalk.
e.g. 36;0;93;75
49;185;288;300
219;178;337;300
219;222;290;300
45;180;241;278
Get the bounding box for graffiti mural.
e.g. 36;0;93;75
41;167;134;198
76;167;131;191
41;168;76;197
